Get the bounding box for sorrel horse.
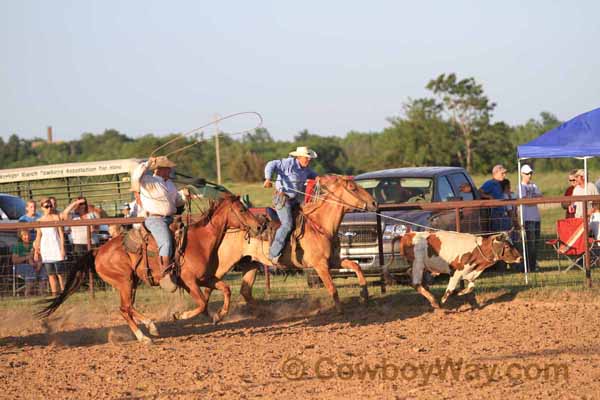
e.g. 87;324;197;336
206;175;378;314
38;193;264;344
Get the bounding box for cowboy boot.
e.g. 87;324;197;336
159;255;177;293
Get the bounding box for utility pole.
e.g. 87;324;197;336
214;114;222;185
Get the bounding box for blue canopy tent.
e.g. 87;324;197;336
518;107;600;159
516;107;600;280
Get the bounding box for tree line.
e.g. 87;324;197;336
0;73;589;182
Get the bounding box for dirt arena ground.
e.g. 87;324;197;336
1;289;600;400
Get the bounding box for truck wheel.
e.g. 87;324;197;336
306;271;324;288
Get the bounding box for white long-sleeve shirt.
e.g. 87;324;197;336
131;162;185;216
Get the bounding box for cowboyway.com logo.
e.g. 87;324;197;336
280;356;568;384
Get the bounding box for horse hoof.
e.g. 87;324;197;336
148;323;159;337
212;313;222;325
360;286;369;304
139;336;153;345
172;312;181;321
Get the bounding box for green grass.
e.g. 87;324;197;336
224;181;272;207
5;264;600;314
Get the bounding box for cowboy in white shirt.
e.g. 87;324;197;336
131;156;186;291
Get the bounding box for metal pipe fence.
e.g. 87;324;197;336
1;195;600;300
372;194;600;293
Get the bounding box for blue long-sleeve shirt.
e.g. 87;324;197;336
264;157;318;199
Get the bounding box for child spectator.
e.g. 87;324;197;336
18;199;40;241
12;229;45;296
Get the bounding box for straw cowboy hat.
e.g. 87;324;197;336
289;146;318;159
149;156;176;170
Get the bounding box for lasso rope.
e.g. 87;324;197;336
151;111;264;158
284;185;514;237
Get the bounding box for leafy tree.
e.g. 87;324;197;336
426;73;496;173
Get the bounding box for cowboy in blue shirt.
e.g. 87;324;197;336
264;146;318;264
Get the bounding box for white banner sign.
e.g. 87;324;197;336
0;159;141;184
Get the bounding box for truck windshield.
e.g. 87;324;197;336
357;178;433;204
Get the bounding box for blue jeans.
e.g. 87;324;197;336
269;197;295;259
522;220;540;272
145;216;174;257
490;208;511;232
15;264;47;282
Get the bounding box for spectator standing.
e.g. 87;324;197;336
571;169;599;218
33;197;66;296
67;197;99;258
518;164;542;272
479;164;509;231
589;201;600;240
18;199;41;241
563;170;578;218
501;178;517;230
12;229;45;296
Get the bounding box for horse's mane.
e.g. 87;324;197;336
190;194;237;227
302;174;349;214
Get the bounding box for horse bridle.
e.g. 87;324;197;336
209;198;258;236
312;178;370;212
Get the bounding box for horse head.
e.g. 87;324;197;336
217;193;265;236
317;175;377;212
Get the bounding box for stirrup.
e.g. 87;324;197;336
160;261;175;276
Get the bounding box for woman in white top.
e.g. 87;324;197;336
34;197;67;296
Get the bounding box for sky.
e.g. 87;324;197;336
1;1;599;142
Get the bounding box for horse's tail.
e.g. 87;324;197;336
36;250;96;319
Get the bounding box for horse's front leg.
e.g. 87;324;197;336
172;270;209;321
205;277;232;324
313;261;343;314
238;261;260;308
340;259;369;304
129;286;160;336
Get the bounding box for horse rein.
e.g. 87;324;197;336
310;178;370;213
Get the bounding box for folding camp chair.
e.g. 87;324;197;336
545;218;600;272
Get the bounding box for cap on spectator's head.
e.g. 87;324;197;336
492;164;507;174
575;169;585;177
521;164;533;174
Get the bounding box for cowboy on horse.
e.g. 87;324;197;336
130;155;187;291
263;146;318;265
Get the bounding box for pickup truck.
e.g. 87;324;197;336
306;166;482;286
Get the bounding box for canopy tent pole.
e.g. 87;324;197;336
584;157;588;188
517;159;529;284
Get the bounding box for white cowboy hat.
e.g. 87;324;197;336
289;146;318;159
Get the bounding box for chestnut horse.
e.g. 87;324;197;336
39;194;263;344
207;175;378;314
